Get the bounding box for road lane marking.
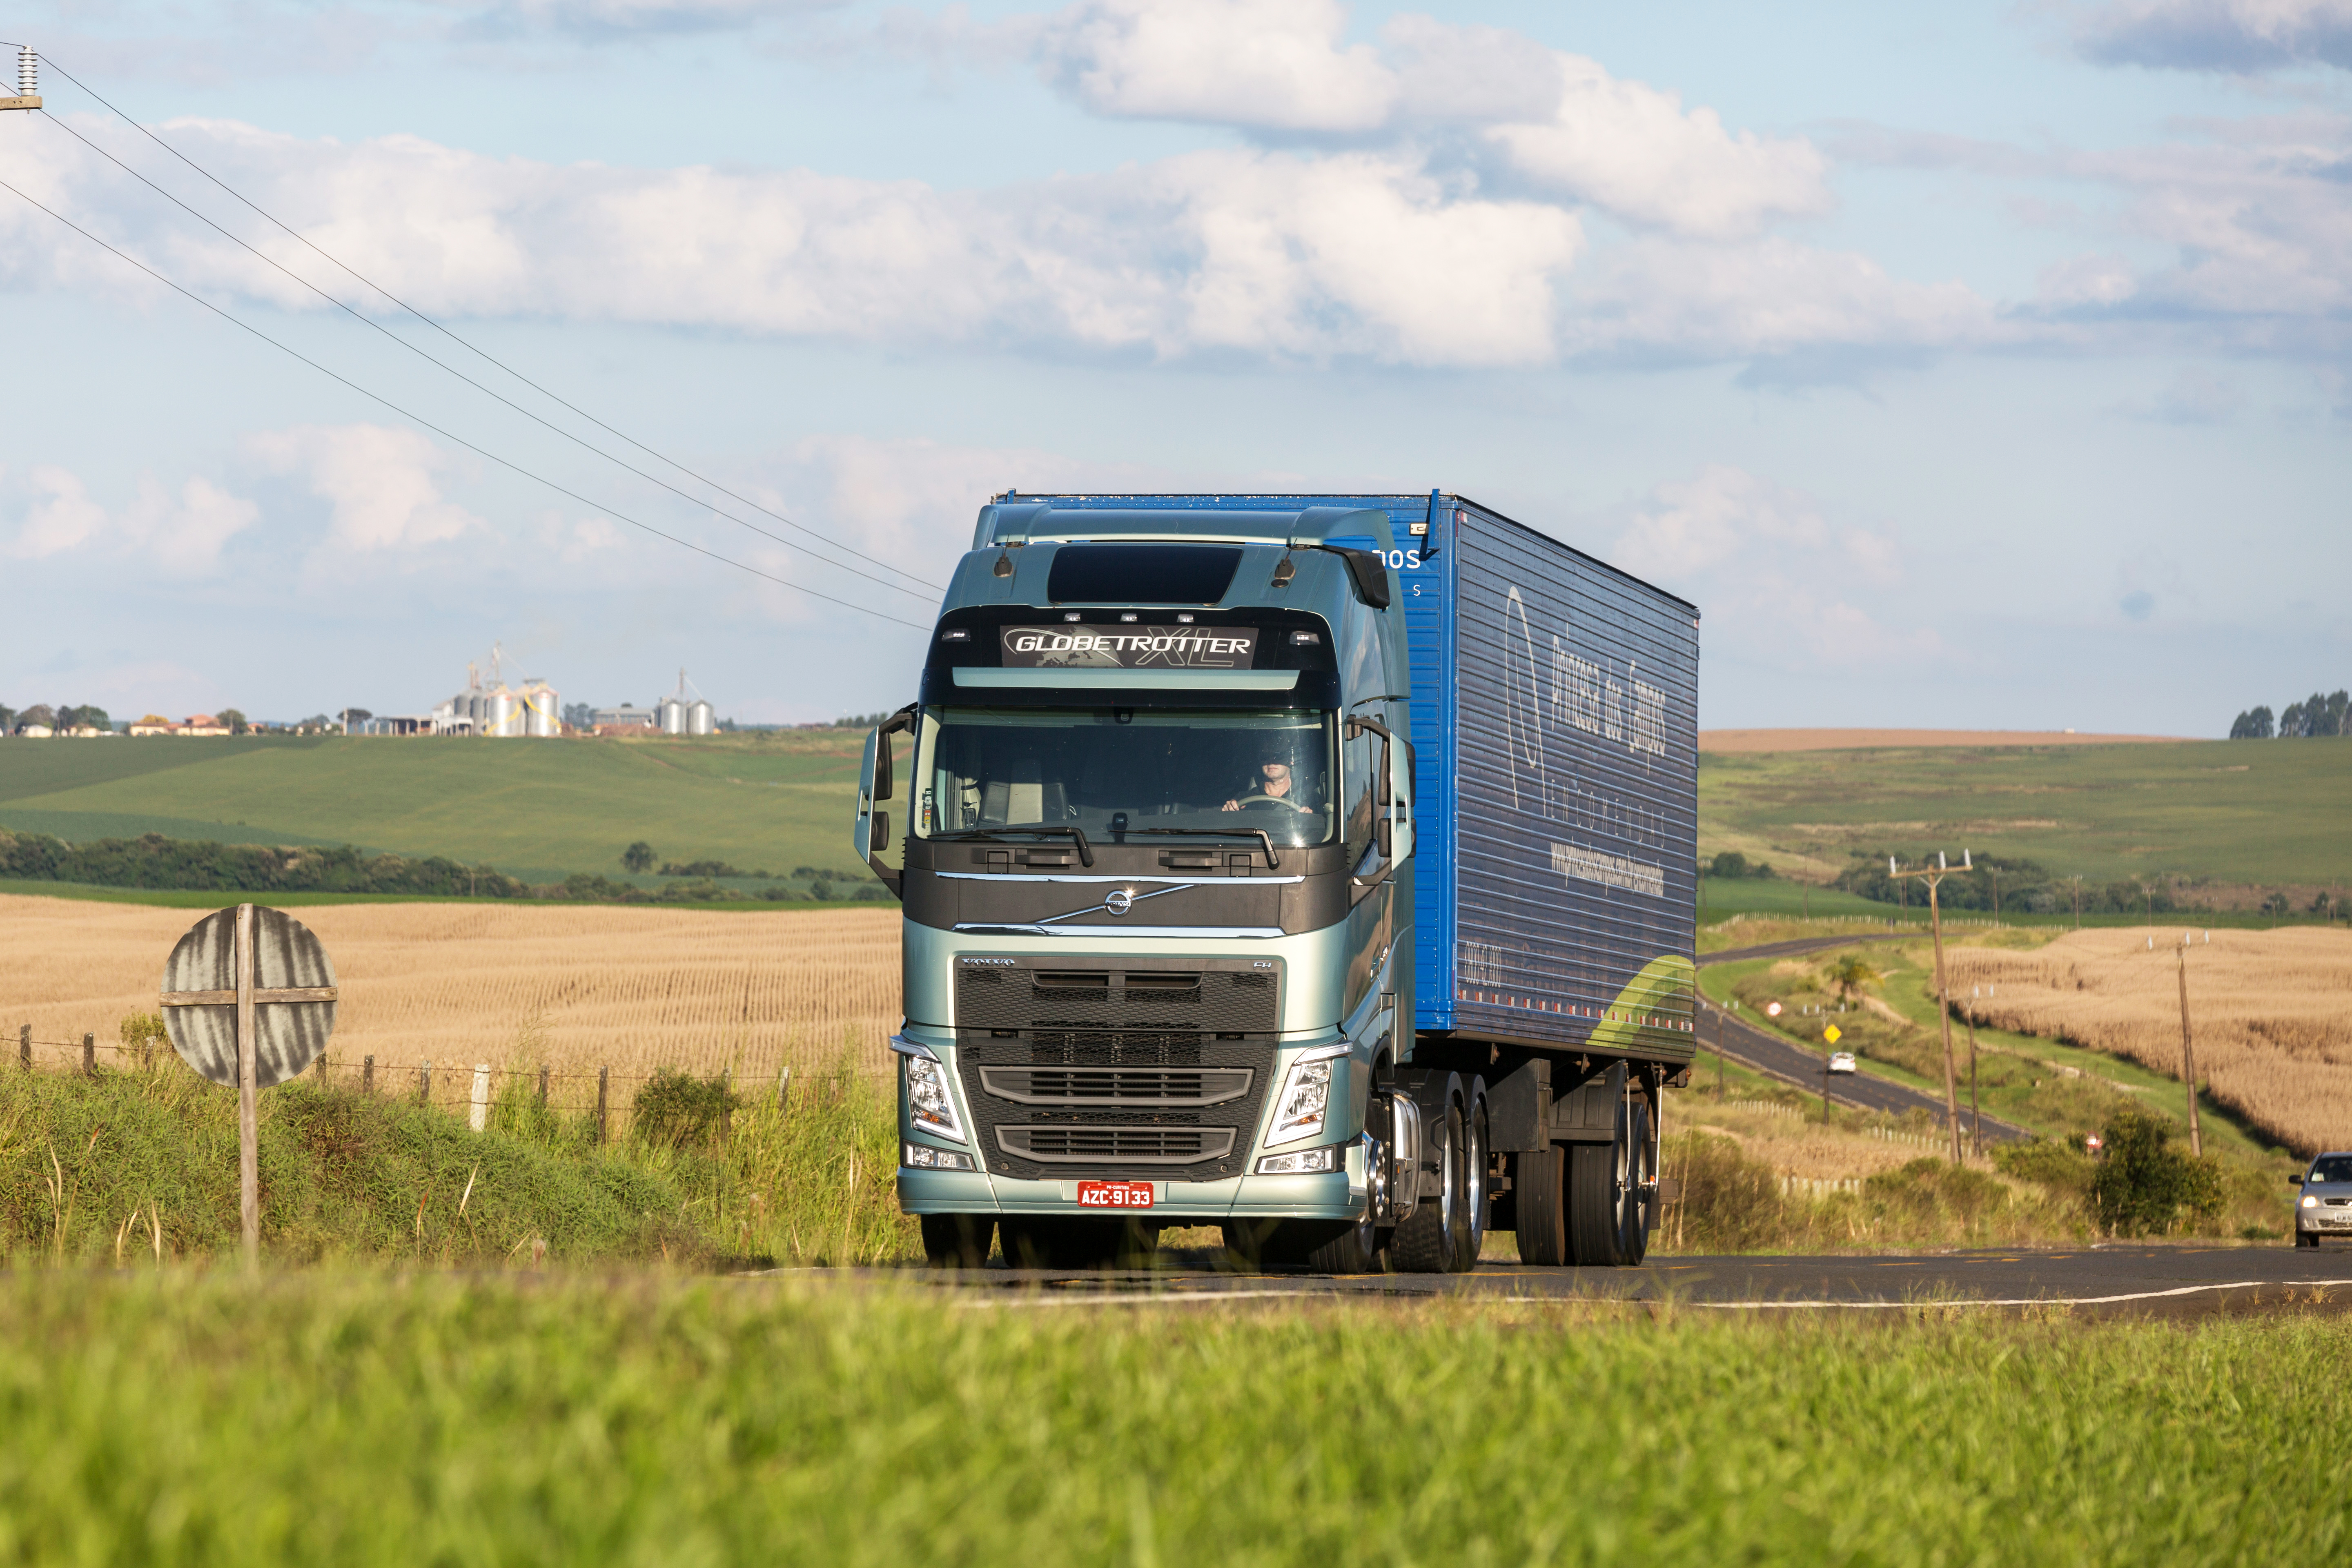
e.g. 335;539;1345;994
1692;1279;2352;1310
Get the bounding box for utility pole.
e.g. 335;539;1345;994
1890;851;1970;1164
2175;933;2203;1158
2070;875;2082;931
1715;1009;1726;1100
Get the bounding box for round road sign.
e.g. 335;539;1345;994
159;905;339;1088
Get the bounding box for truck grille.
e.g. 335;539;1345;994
954;957;1279;1180
997;1126;1238;1163
979;1066;1253;1107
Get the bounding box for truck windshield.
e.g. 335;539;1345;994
916;708;1337;848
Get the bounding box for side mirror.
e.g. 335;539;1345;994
1375;815;1392;859
2290;1172;2305;1187
851;709;915;898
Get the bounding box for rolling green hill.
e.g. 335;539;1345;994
0;733;871;886
1700;738;2352;896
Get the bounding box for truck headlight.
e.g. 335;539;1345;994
2303;1194;2319;1209
1256;1146;1339;1175
904;1054;965;1142
1268;1057;1334;1145
904;1143;976;1171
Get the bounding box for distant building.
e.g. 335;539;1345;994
592;704;657;732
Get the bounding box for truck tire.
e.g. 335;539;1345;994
1392;1103;1464;1274
920;1213;996;1269
1514;1145;1569;1265
1454;1092;1489;1272
1568;1099;1636;1266
1619;1101;1653;1266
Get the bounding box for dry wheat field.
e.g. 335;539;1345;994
0;895;900;1117
1950;927;2352;1155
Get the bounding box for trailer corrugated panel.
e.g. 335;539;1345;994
1407;499;1699;1064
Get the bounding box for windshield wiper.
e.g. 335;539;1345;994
1114;825;1281;870
931;826;1094;867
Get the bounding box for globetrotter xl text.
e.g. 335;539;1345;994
998;626;1259;670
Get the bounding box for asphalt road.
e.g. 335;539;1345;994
1693;936;2030;1143
879;1245;2352;1317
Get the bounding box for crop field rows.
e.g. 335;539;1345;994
1951;927;2352;1156
0;896;902;1129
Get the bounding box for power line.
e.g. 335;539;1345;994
34;110;935;606
28;49;946;595
0;174;931;632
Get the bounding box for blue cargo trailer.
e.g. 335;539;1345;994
862;491;1699;1274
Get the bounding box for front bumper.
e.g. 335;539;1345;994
898;1166;1358;1219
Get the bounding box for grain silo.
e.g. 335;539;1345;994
686;697;715;735
481;683;523;738
522;680;561;737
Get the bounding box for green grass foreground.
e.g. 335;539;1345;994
0;1275;2345;1564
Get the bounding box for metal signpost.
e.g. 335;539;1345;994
1821;1023;1841;1121
159;904;338;1271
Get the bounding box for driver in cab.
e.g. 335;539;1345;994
1223;759;1315;815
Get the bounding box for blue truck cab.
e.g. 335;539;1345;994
858;492;1699;1273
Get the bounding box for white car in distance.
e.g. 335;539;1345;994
1827;1051;1858;1075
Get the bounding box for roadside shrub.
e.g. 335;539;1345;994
1660;1132;1785;1251
2090;1107;2225;1236
632;1069;740;1152
1993;1137;2095;1198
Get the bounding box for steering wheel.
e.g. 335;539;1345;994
1238;795;1307;813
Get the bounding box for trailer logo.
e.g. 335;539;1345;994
1000;626;1257;669
1103;889;1134;916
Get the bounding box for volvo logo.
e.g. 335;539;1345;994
1104;889;1134;917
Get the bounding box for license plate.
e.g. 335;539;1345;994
1077;1180;1154;1209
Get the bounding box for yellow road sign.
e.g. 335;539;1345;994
1824;1024;1842;1044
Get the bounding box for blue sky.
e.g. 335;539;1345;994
1;0;2345;731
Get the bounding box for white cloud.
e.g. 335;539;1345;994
1038;0;1398;131
1567;236;1996;359
4;465;258;570
2075;0;2352;70
1612;465;1928;670
245;423;480;555
1481;51;1832;239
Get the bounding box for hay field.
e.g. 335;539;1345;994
0;895;899;1118
1951;927;2352;1155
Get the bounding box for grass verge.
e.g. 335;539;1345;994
1;1274;2348;1564
0;1054;912;1267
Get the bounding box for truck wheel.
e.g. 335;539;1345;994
1392;1103;1464;1274
1515;1146;1569;1265
1452;1094;1489;1273
1618;1101;1653;1266
920;1214;996;1269
1569;1099;1635;1267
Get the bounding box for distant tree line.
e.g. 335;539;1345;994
0;828;890;904
0;831;528;896
1831;853;2177;916
2231;688;2348;739
1704;851;1777;880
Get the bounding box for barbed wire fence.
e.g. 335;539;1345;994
8;1022;868;1143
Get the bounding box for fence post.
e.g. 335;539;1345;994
82;1033;94;1076
720;1067;732;1145
17;1024;26;1071
537;1065;549;1109
469;1064;491;1133
363;1054;375;1094
595;1066;609;1145
777;1063;791;1111
314;1053;328;1084
420;1060;433;1105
